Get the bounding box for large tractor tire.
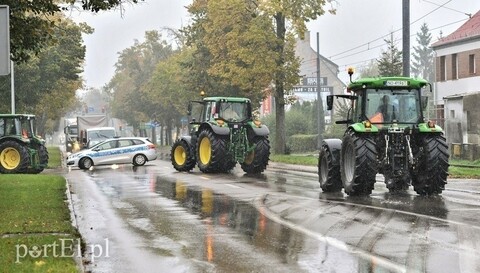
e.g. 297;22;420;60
171;139;196;172
241;137;270;174
340;131;378;196
411;134;449;195
318;143;342;192
0;141;30;174
196;129;230;173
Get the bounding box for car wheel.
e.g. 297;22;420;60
79;157;93;170
133;154;147;166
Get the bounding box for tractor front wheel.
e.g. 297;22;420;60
340;131;378;196
240;137;270;174
171;139;196;172
318;144;342;192
0;141;30;174
197;129;229;173
412;134;449;195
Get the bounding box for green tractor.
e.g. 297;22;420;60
171;97;270;174
318;70;449;196
0;114;49;174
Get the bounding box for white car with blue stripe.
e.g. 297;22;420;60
67;137;157;169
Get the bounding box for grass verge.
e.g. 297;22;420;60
47;146;62;169
0;174;79;272
270;154;480;179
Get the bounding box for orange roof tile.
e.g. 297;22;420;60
432;10;480;48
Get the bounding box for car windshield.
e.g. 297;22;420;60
365;89;421;124
89;129;116;141
219;102;248;121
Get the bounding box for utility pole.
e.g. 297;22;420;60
402;0;410;77
316;32;324;148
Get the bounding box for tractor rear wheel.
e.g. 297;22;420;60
412;134;449;195
340;131;378;196
240;137;270;174
0;141;30;174
197;129;229;173
171;139;196;172
318;144;342;192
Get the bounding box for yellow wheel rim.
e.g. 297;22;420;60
244;150;255;165
199;137;211;165
0;147;20;170
174;145;186;166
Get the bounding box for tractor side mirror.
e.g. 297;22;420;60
326;95;334;111
421;96;428;110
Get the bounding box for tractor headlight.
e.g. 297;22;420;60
364;120;372;129
253;120;262;128
427;120;435;128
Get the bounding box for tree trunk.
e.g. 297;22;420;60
274;12;286;154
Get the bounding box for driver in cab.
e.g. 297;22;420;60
376;95;397;122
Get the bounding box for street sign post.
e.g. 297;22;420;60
0;5;10;76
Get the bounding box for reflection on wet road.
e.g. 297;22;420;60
66;160;480;273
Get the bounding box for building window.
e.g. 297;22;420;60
469;54;476;74
452;54;458;79
440;56;446;81
450;110;455;119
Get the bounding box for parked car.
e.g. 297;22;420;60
66;137;157;169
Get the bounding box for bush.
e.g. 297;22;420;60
287;134;318;153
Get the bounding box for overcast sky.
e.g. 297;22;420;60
70;0;480;89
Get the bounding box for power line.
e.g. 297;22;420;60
328;0;459;61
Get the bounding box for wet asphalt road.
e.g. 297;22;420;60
64;155;480;273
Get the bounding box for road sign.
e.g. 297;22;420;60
0;5;10;76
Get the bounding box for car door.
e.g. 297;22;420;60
93;140;119;165
113;139;135;164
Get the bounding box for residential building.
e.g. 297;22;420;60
261;31;346;122
431;10;480;152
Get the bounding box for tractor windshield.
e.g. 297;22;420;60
365;89;421;124
219;102;248;121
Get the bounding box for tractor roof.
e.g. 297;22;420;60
203;97;251;103
348;76;429;91
0;114;36;119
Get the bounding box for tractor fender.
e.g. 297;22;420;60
249;124;270;137
199;123;230;136
322;138;342;166
0;136;30;145
179;135;193;145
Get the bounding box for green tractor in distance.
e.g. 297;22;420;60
318;69;449;196
171;96;270;174
0;114;49;174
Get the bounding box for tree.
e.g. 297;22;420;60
377;33;402;76
107;30;174;133
358;60;379;78
0;16;87;135
3;0;143;62
184;0;336;154
411;23;434;82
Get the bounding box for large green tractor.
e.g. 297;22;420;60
171;97;270;174
0;114;49;174
318;70;449;196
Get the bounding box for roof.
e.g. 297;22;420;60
348;76;428;91
432;10;480;48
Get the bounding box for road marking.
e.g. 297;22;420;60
254;195;407;273
225;184;241;189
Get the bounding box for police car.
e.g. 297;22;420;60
66;137;157;169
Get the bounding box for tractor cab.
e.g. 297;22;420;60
328;77;431;131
